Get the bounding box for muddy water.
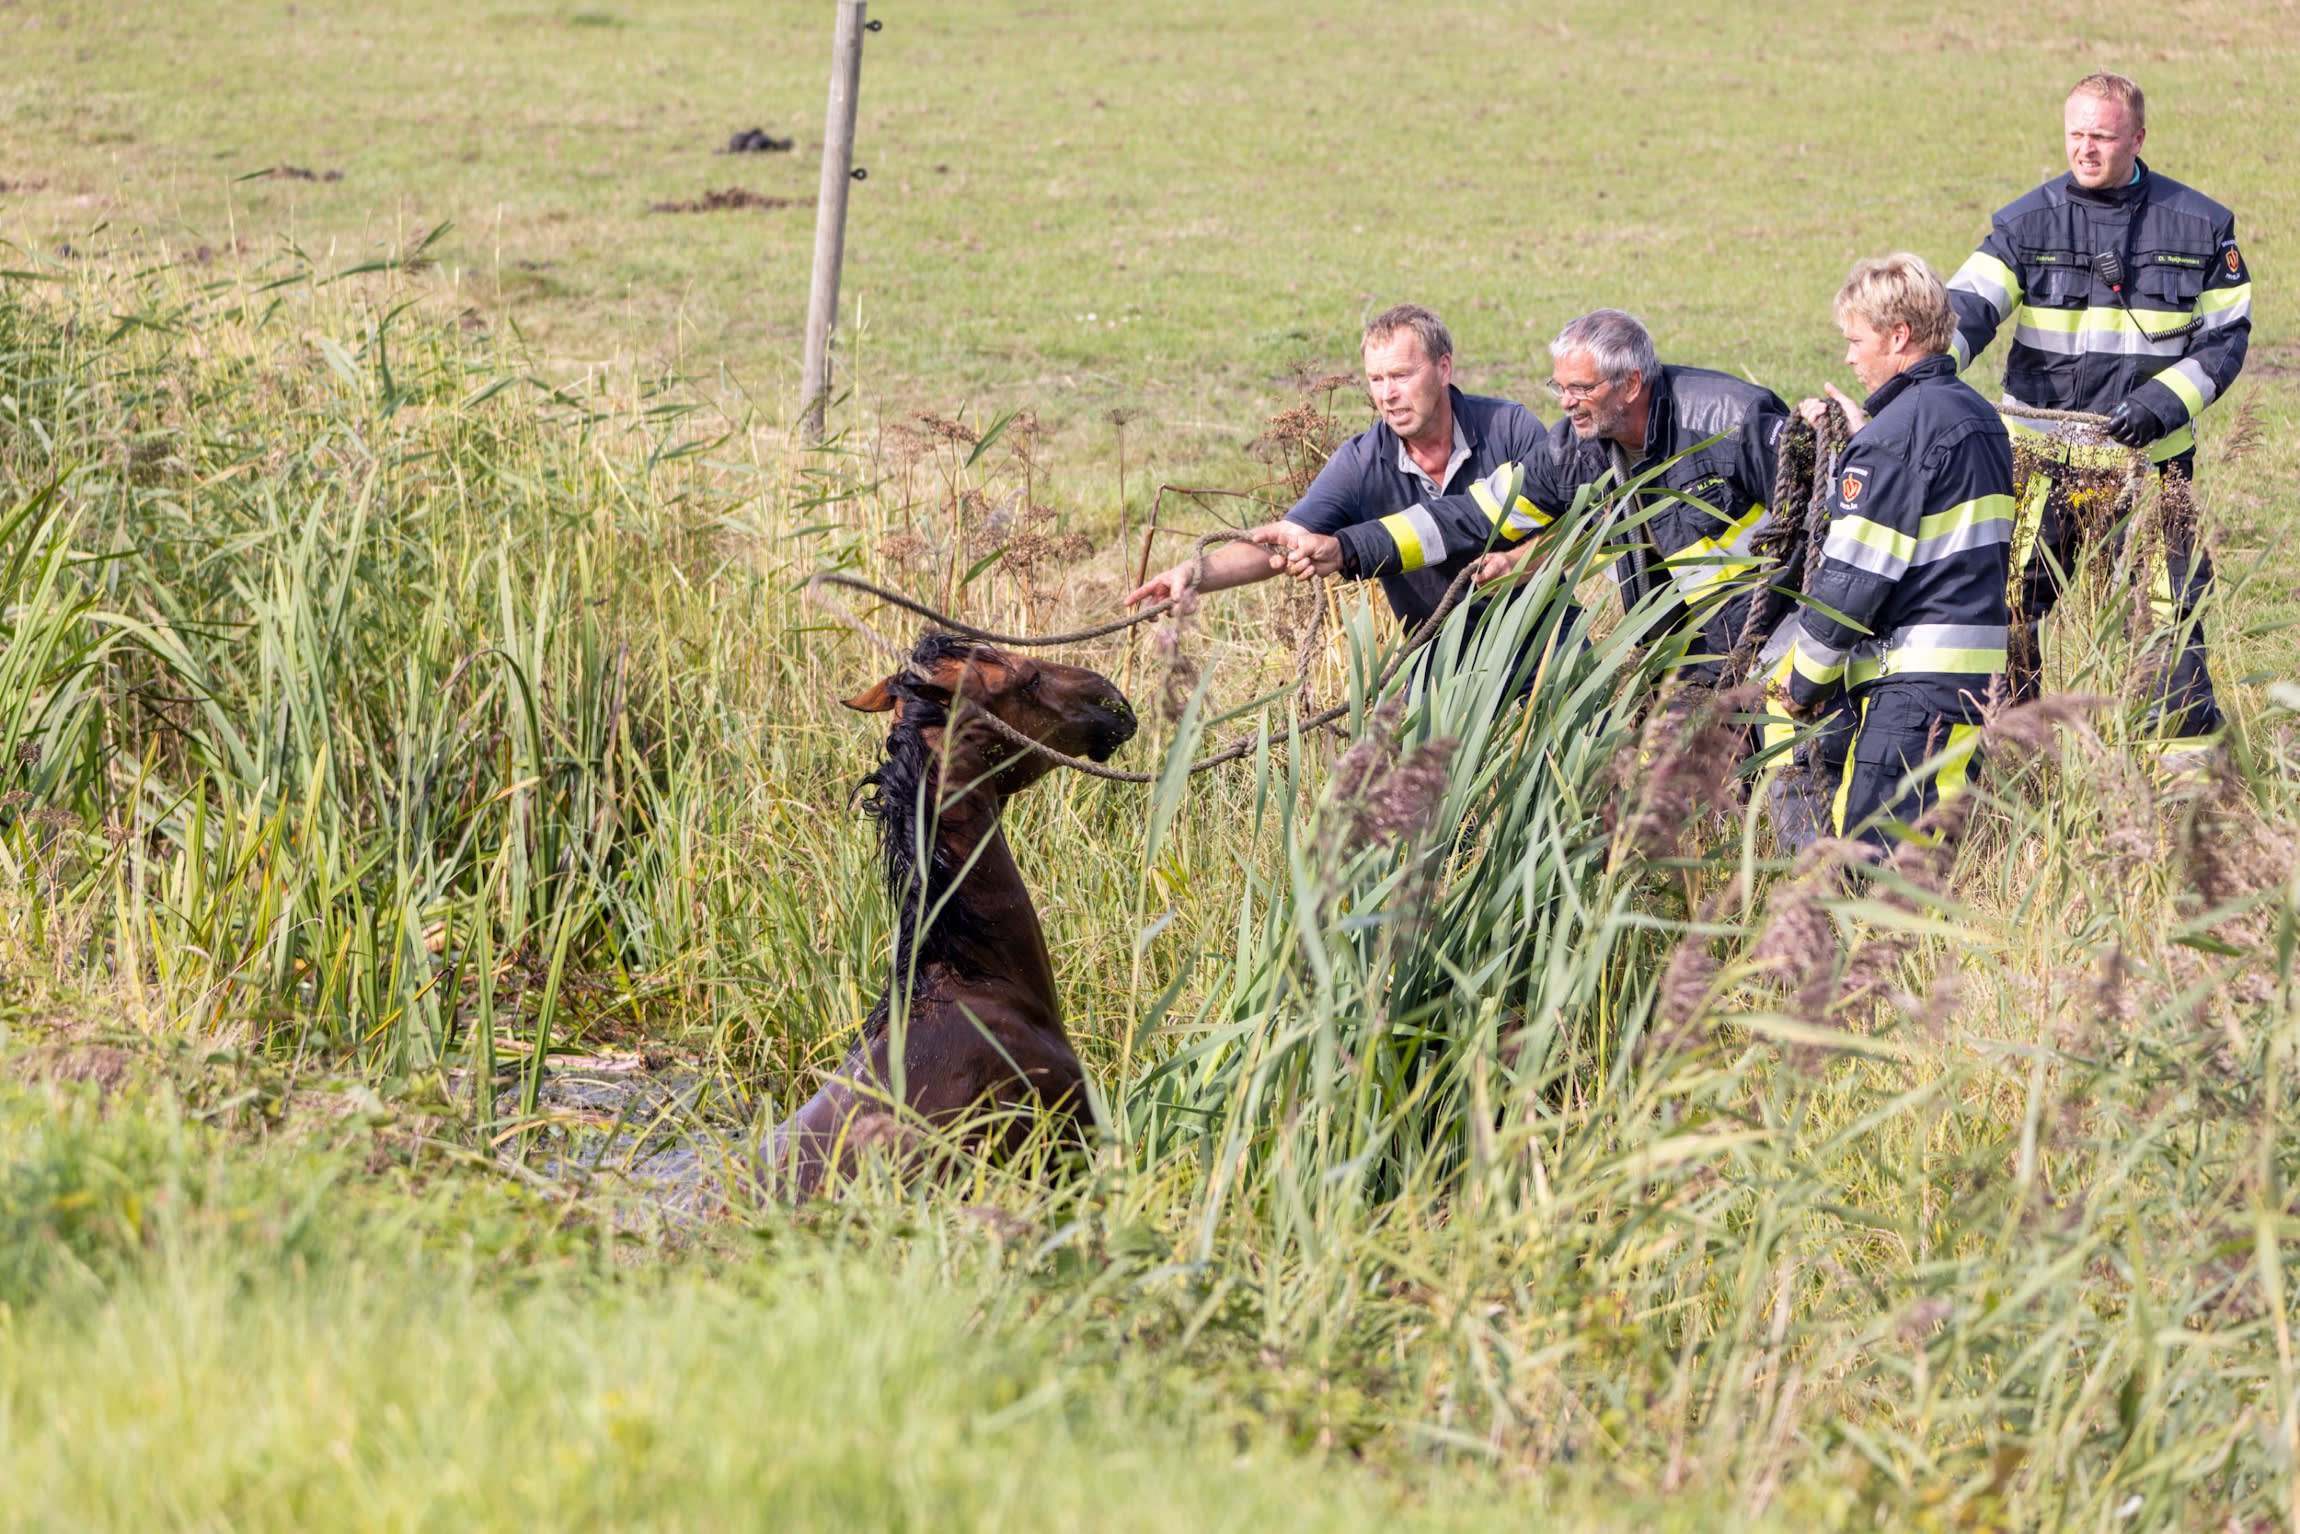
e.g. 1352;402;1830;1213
492;1059;760;1218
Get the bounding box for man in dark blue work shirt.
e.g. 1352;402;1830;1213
1124;304;1550;632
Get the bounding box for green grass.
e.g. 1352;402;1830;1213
3;0;2295;488
3;2;2300;1528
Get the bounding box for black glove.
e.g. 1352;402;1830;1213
2106;396;2167;448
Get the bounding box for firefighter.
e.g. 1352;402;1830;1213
1783;255;2014;848
1945;72;2251;759
1257;309;1791;689
1124;304;1549;643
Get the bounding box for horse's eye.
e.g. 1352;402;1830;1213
1024;669;1044;693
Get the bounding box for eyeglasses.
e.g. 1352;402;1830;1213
1546;378;1611;404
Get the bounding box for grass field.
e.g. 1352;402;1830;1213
5;1;2300;1528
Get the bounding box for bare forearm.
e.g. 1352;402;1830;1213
1190;539;1287;594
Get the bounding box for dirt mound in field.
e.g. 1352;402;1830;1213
720;128;795;153
256;164;342;182
648;188;792;214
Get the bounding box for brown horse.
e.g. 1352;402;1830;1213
763;634;1138;1196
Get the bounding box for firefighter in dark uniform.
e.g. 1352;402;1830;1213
1945;72;2252;757
1783;255;2014;847
1265;309;1791;689
1127;304;1551;647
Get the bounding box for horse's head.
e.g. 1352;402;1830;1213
845;634;1137;793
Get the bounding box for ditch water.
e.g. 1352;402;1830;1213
490;1057;760;1219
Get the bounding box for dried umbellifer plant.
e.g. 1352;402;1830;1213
1248;365;1357;499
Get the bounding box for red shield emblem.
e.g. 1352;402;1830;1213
2226;246;2243;276
1841;468;1868;506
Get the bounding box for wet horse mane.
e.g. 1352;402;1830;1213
855;633;1003;998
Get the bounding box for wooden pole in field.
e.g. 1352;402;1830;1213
801;0;868;440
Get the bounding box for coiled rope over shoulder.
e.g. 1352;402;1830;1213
805;531;1478;783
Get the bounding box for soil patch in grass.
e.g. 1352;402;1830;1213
649;188;792;214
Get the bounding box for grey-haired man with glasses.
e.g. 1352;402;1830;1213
1461;310;1793;686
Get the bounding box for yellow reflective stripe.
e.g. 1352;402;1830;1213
1952;251;2021;312
1831;695;1872;835
1935;722;1981;801
2010;472;2051;580
1831;515;1917;564
2195;282;2252;315
1760;651;1799;749
1792;642;1844;688
1378;510;1427;573
1512;494;1553;530
1916;494;2012;543
1845;646;2007;685
2013;303;2201;338
2158;364;2207;417
1467;479;1534;545
1660;502;1767;592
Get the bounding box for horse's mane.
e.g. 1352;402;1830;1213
857;634;994;992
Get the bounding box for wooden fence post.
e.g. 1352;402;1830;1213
801;0;868;440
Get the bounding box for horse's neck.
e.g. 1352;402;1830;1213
920;766;1058;1018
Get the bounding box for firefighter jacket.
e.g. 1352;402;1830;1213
1289;387;1550;628
1785;355;2014;715
1335;365;1787;667
1946;161;2252;463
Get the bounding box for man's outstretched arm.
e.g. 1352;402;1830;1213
1126;539;1289;608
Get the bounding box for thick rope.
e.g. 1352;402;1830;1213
1997;403;2112;428
808;532;1478;784
1719;402;1848;688
975;564;1475;782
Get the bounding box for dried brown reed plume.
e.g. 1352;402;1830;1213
1646;889;1735;1060
1151;614;1201;724
1328;698;1459;853
2179;752;2294;910
2213;392;2264;467
1609;683;1760;863
1837;792;1972;1027
1750;837;1866;1032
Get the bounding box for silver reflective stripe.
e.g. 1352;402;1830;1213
1887;622;2004;653
1400;503;1447;566
2010;323;2188;359
1948;267;2012;315
1911;516;2012;565
1758;613;1802;670
1798;630;1849;667
1950;331;1973;370
2170;358;2220;410
1820;524;1907;578
2199;293;2252;330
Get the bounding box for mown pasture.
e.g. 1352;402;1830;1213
3;2;2300;1529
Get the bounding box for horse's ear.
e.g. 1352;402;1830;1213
843;678;897;713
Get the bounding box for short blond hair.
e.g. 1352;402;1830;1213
1363;303;1452;364
1834;254;1957;357
2069;71;2145;131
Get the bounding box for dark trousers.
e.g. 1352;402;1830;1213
1774;682;1984;852
2008;450;2222;743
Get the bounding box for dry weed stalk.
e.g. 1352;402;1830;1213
1249;366;1358;498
